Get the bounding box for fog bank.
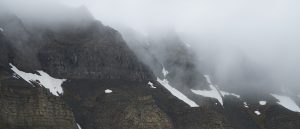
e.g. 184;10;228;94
2;0;300;93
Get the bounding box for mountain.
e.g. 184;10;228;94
0;5;300;129
119;27;300;129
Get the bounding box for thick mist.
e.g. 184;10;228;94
2;0;300;94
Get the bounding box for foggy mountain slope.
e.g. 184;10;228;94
120;28;208;90
0;1;300;129
0;5;234;129
119;26;300;129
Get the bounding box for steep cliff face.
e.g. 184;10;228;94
37;21;152;81
0;68;79;129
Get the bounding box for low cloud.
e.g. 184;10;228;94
2;0;300;93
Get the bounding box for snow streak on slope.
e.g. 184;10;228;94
162;67;169;77
220;91;241;98
148;81;156;88
157;67;198;107
0;28;3;32
77;123;82;129
191;75;223;105
9;63;66;96
157;77;199;107
271;94;300;112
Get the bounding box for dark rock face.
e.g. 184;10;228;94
222;97;260;129
0;12;42;71
37;21;152;81
264;105;300;129
0;32;12;67
0;9;152;81
62;79;233;129
0;77;78;129
63;80;174;129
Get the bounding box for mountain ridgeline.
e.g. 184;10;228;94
0;6;300;129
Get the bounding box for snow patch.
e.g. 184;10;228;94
243;102;249;108
162;67;169;77
157;77;199;107
259;101;267;105
191;75;223;105
0;28;3;32
105;89;112;93
254;110;261;115
271;94;300;112
220;91;240;98
148;81;156;88
10;63;66;96
76;123;82;129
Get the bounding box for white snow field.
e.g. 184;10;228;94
10;63;66;96
271;94;300;112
